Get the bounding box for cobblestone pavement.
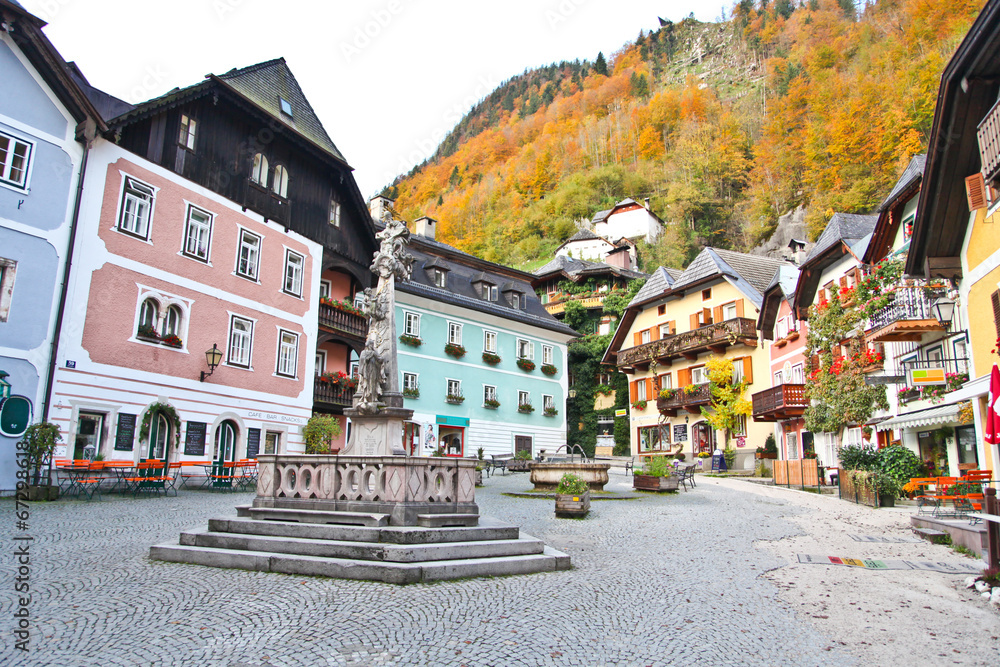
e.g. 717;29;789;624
0;471;956;666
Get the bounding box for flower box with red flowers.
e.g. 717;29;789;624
541;363;557;376
516;358;536;372
482;352;501;365
161;334;183;348
444;343;466;358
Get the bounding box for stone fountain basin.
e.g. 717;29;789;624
530;462;611;491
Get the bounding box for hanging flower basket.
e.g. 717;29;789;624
444;343;467;358
483;398;500;409
516;358;536;372
399;334;422;347
482;352;502;365
541;364;557;376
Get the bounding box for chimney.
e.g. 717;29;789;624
415;215;437;240
644;197;650;210
787;239;808;266
369;195;395;222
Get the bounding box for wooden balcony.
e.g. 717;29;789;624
545;295;605;316
318;303;368;344
242;181;292;225
656;383;712;416
313;381;354;412
979;96;1000;184
865;286;945;342
751;384;808;422
618;317;758;371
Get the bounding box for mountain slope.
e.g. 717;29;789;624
386;0;984;270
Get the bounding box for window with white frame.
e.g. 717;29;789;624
183;205;212;261
641;329;651;344
272;165;289;198
319;280;331;300
637;381;647;401
722;301;738;320
543;394;554;411
447;378;462;397
510;292;521;309
484;385;497;403
483;330;497;353
954;338;969;374
542;345;553;365
138;298;159;333
0;258;16;322
404;311;420;337
118;176;155;240
178;114;197;150
329;198;341;227
448;321;463;345
773;370;784;385
481;283;498;301
734;414;747;436
315;350;326;376
236;230;261;280
691;365;708;385
227;316;254;368
250;153;268;186
518;390;530;407
433;268;447;288
283;250;304;297
517;338;534;360
776;316;788;339
791;364;804;384
276;330;298;377
659;322;672;338
658;373;671;389
350;361;358;379
732;358;745;383
162;305;181;337
0;130;32;189
403;372;418;391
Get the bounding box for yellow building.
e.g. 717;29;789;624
603;249;786;470
907;0;1000;474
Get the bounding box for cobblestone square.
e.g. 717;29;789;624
1;472;994;666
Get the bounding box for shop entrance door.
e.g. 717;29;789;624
75;412;104;460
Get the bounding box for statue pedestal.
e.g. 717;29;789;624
341;403;412;457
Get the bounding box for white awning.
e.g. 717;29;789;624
876;404;960;431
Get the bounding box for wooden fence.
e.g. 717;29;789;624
838;469;880;507
773;459;821;491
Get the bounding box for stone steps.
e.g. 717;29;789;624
178;528;546;562
151;541;568;585
207;516;520;544
236;505;391;526
416;513;480;528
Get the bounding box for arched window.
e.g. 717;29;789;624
162;305;181;337
151;413;169;460
250;153;268;186
138;298;159;337
272;165;288;198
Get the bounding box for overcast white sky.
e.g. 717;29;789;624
23;0;718;198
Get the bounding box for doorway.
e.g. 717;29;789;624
147;412;170;460
514;435;532;458
214;421;238;465
440;426;464;457
692;422;714;455
75;412;105;460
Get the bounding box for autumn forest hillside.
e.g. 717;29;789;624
385;0;985;271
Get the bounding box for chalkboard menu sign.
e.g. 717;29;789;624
184;421;207;456
114;413;136;451
711;453;727;472
246;428;261;459
673;424;688;442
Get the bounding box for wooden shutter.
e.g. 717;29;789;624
668;320;676;335
690;312;700;330
630;380;638;403
703;307;713;324
735;299;745;318
651;326;660;341
839;276;848;289
645;378;653;399
713;305;724;323
992;290;1000;339
678;367;691;387
967;173;987;211
742;356;753;385
633;331;642;347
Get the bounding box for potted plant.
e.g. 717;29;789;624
630;399;647;411
554;473;590;517
541;363;557;376
399;334;422;347
544;406;558;417
633;456;679;492
446;391;465;404
483;398;500;409
161;333;183;348
870;471;902;508
516;358;536;372
757;434;778;459
658;388;677;400
444;343;466;358
136;323;159;341
403;386;420;399
723;447;736;469
517;401;534;414
19;422;63;500
507;450;533;472
862;425;873;441
482;351;501;365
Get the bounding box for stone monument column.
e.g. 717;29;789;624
340;212;415;457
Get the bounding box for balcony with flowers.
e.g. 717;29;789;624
318;297;368;343
656;383;712;416
314;370;356;408
750;383;808;422
618;317;758;372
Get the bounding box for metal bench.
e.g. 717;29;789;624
490;454;514;476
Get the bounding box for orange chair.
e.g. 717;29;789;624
909;477;938;514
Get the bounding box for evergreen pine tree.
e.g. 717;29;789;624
594;51;608;76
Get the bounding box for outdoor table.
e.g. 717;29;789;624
56;465;104;499
102;463;136;493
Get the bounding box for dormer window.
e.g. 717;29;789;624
511;292;521;309
474;280;497;301
433;268;447;288
279;97;293;117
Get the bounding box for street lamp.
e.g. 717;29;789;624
931;296;956;328
200;344;223;382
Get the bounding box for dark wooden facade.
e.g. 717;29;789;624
111;85;376;289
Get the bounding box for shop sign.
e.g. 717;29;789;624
908;368;946;386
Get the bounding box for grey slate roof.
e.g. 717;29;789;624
398;234;577;338
533;255;648;283
564;228;600;242
667;247;786;307
803;213;878;265
627;267;678;307
591;208;612;224
66;62;134;120
878;155;926;212
769;264;800;303
217;59;345;163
